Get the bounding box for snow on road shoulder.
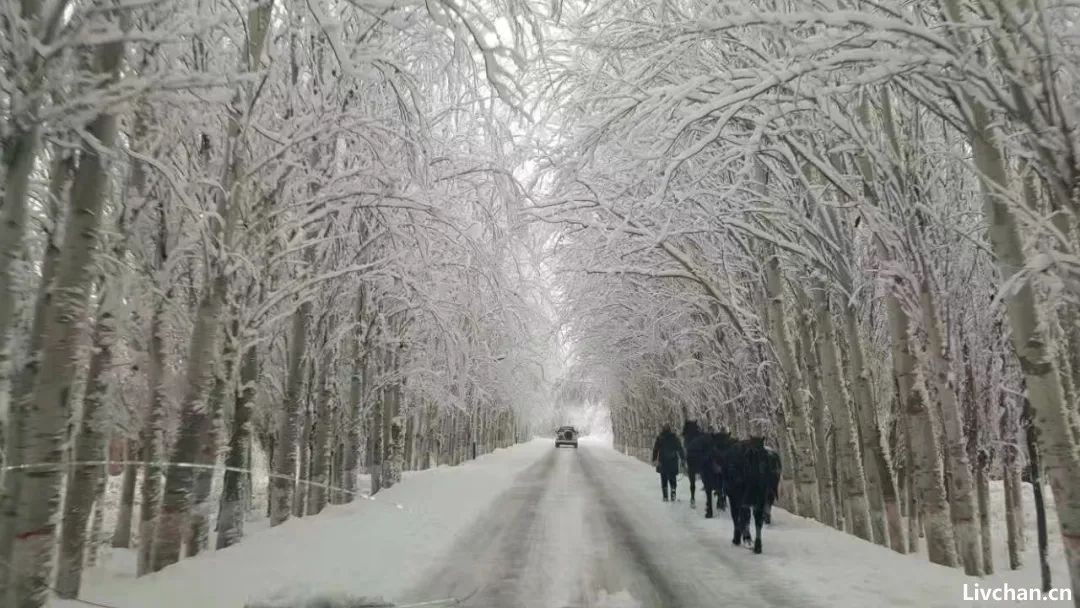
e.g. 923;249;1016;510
51;439;551;608
592;445;1066;608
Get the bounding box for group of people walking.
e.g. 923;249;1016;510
648;420;783;554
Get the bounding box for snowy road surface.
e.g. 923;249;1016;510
405;442;813;608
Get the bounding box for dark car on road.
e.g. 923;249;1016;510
555;426;579;448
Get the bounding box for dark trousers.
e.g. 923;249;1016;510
659;462;678;499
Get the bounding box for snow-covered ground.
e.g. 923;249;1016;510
937;479;1069;595
54;437;1069;607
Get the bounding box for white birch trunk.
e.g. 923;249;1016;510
841;309;889;547
977;459;994;574
151;287;224;571
1004;457;1023;570
342;293;366;501
111;441;137;548
0;149;70;596
185;354;231;558
812;286;873;541
137;293;168;577
0;145;74;599
762;255;820;519
54;308;115;598
1009;456;1027;551
387;416;405;487
0;0;69;471
216;342;257;549
86;474;107;569
903;410;921;555
294;392;311;518
270;303;310;526
896;299;958;567
307;362;333;515
843;307;905;551
920;280;982;574
797;305;838;528
369;383;383;495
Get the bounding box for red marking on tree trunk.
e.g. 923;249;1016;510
15;526;52;540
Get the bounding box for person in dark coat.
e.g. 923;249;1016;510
651;423;686;502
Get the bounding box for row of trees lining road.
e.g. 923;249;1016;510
538;0;1080;602
0;1;552;606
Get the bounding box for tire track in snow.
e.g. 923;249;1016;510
575;449;685;607
402;448;572;607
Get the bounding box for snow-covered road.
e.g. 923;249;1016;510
406;439;1055;608
405;441;814;608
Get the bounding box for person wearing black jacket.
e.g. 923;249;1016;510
652;423;686;502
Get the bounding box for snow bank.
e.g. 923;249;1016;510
51;439;551;608
933;480;1069;593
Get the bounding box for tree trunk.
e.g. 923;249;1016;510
920;281;981;574
0;147;71;596
1026;402;1052;591
342;295;366;502
111;441;138;548
1004;445;1024;570
427;405;439;470
0;0;69;483
0;124;38;433
977;453;993;574
152;287;225;571
797;304;838;528
387;416;405;488
294;394;311;518
55;310;116;598
369;391;383;494
271;303;309;526
86;473;108;569
812;286;873;540
7;29;126;606
830;431;846;531
965;344;994;573
381;343;403;488
1009;453;1027;550
185;352;232;558
414;409;428;472
138;296;168;577
888;293;957;567
263;432;274;518
405;413;416;471
775;425;797;512
842;306;901;549
216;343;257;549
307;362;333;515
904;412;921;555
762;255;820;520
